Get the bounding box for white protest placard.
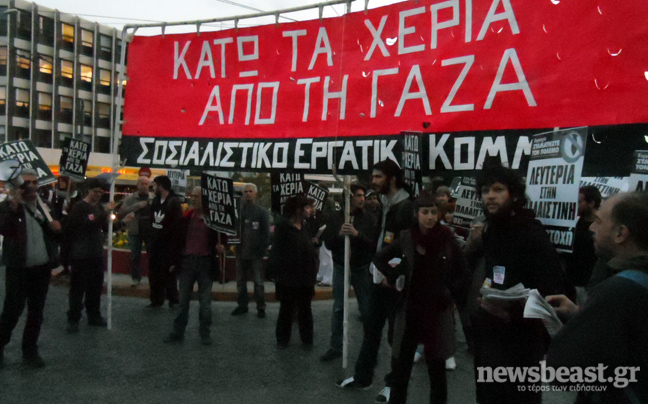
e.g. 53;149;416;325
627;150;648;192
167;169;188;196
579;176;628;198
526;127;587;252
452;176;481;229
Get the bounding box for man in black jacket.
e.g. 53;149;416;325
63;178;115;333
337;159;414;403
320;184;378;362
471;164;564;404
0;169;61;368
148;175;183;308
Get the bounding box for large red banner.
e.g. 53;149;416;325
123;0;648;140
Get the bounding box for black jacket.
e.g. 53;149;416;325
268;219;318;288
0;200;60;269
323;208;378;267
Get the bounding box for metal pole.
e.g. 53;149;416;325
342;175;351;368
105;27;130;330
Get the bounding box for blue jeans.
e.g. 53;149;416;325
173;256;213;337
330;263;371;351
128;234;148;281
235;257;265;311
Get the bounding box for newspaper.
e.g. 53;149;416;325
480;283;530;301
523;289;564;337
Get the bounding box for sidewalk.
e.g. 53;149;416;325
50;268;339;302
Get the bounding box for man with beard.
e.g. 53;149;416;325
337;159;414;404
547;192;648;403
147;175;182;309
471;163;564;404
565;185;601;304
231;183;270;318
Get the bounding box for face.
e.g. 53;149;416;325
481;182;513;216
302;204;313;219
366;193;379;209
137;177;150;195
351;189;365;210
444;211;454;224
191;189;202;210
435;193;449;205
152;181;161;196
589;196;620;257
20;174;39;202
578;193;596;216
243;185;257;202
371;169;391;194
87;187;105;204
417;206;438;230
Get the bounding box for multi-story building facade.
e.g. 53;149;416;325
0;0;126;169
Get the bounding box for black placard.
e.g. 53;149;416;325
59;138;90;180
201;172;237;236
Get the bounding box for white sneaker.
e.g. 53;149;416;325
413;351;424;363
445;356;456;370
375;386;391;403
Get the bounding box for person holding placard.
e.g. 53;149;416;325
0;169;61;368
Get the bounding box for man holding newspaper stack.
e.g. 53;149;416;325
470;162;565;404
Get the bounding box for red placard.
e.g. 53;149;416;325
123;0;648;140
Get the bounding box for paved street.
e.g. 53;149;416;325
0;269;575;404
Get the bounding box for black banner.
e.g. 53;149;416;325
0;140;56;185
201;173;237;236
59;138;90;180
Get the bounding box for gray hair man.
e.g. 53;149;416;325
231;183;270;318
0;169;61;368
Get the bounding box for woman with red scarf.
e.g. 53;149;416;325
373;194;470;404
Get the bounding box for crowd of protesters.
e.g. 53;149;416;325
0;160;645;404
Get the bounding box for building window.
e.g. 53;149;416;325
38;92;52;120
39;16;54;46
15;89;30;118
0;47;6;76
9;127;29;142
59;95;73;123
95;136;110;153
16;53;31;79
82;100;92;126
98;69;111;94
80;64;93;91
81;29;93;56
0;7;7;36
61;60;73;86
33;129;51;148
99;35;112;60
61;23;74;51
16;10;31;40
0;86;6;116
38;57;53;83
97;102;110;128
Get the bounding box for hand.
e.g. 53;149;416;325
105;201;116;211
479;296;514;322
546;294;579;321
49;220;62;232
215;244;225;254
339;223;358;237
169;265;176;273
123;212;135;223
135;200;148;210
